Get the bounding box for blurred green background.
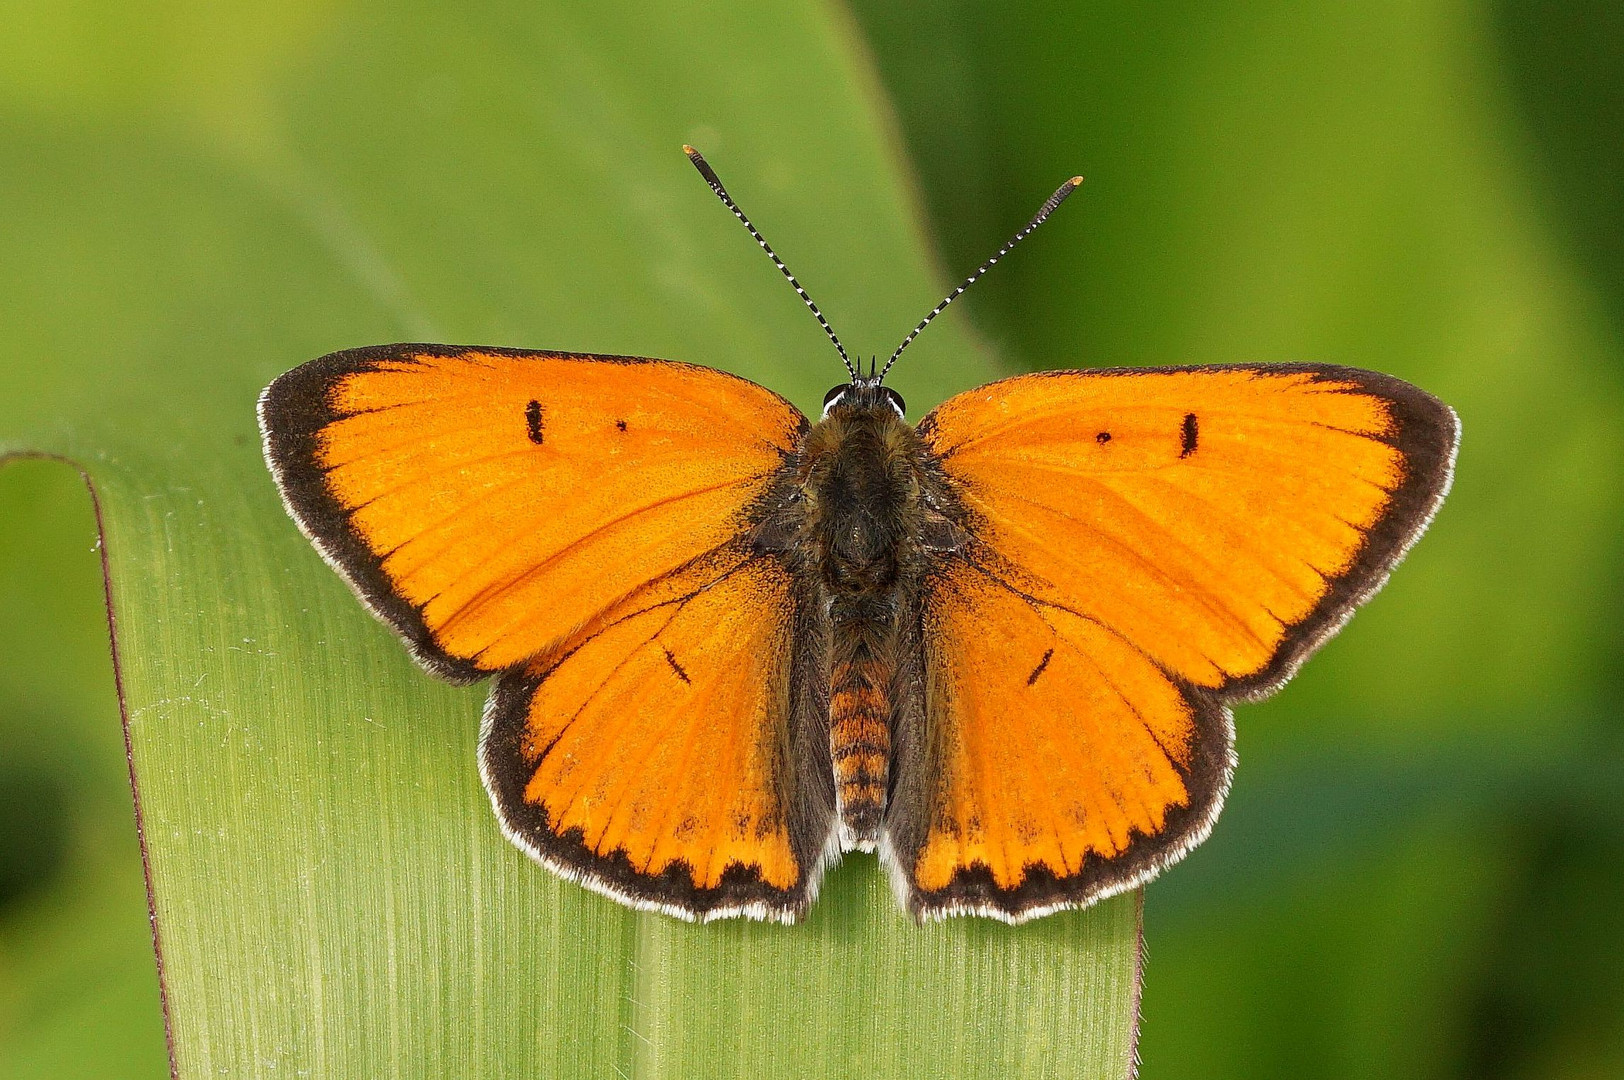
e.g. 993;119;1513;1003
2;0;1621;1077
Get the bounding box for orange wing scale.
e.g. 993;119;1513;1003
896;365;1457;919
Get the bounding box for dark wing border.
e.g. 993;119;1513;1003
477;550;839;924
897;362;1459;922
257;342;808;685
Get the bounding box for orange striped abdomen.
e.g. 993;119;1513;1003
831;649;890;847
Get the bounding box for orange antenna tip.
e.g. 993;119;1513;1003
878;173;1085;382
682;144;698;156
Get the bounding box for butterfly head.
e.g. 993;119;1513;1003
822;380;906;421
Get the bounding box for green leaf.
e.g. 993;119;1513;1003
0;2;1139;1076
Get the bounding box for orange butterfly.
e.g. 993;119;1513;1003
259;147;1458;924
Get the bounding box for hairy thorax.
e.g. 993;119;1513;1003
799;410;924;592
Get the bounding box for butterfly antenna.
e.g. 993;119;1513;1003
879;175;1083;382
684;146;859;382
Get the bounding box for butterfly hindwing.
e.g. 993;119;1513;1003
258;344;807;682
480;544;837;922
887;364;1458;920
883;557;1233;920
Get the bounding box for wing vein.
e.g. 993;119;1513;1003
969;486;1274;659
435;475;766;640
1086;472;1326;608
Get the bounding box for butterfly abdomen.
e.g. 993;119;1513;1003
829;596;893;849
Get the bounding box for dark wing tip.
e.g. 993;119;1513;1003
1220;364;1459;701
257;346;489;685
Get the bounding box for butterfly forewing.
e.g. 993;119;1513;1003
889;364;1458;920
259;345;805;680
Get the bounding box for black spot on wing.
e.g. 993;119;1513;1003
1096;431;1112;444
663;647;691;685
1026;648;1054;686
526;400;546;445
615;418;628;432
1180;412;1198;457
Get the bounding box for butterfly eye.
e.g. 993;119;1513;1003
882;387;906;418
822;384;849;415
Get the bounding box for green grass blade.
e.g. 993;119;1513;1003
0;2;1140;1076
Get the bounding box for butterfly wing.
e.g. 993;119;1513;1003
886;364;1458;921
481;544;835;921
258;344;805;681
261;344;836;920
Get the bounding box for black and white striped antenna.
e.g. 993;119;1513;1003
878;175;1083;382
684;146;859;382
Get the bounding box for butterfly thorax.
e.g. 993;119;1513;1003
802;417;916;586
